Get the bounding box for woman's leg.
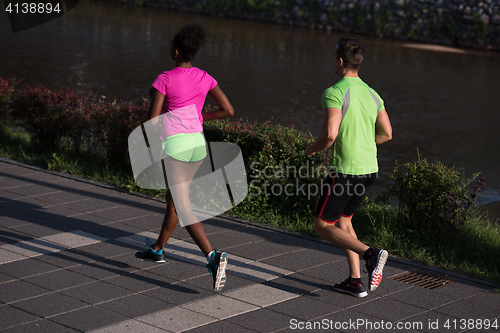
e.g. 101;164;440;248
164;156;213;256
152;189;179;251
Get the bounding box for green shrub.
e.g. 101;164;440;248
381;151;486;233
10;85;81;151
203;116;332;232
0;77;22;129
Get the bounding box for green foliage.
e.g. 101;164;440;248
203;113;331;234
380;151;486;233
0;77;22;130
10;85;81;152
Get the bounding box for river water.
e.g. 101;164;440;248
1;0;499;204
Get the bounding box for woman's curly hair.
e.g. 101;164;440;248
171;24;209;62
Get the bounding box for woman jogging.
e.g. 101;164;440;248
135;24;234;292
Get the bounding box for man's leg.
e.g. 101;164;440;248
337;215;361;279
314;217;369;257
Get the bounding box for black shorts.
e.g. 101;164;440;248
314;171;377;223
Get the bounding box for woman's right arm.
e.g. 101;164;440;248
146;87;165;124
204;84;234;121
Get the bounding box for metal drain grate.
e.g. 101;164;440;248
389;269;453;289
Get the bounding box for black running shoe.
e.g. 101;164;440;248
333;277;368;298
135;238;165;263
365;248;388;291
206;250;228;292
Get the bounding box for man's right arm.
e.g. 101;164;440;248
375;109;392;145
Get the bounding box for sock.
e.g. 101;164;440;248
363;248;374;261
349;277;361;283
150;247;163;255
207;250;215;262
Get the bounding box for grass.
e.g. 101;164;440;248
1;126;499;286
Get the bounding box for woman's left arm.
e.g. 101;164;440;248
146;87;165;124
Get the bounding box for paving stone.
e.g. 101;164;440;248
0;305;41;330
146;259;209;282
0;209;40;228
97;293;174;318
10;292;89;318
83;222;145;240
33;191;90;205
263;273;333;296
227;308;295;332
224;283;299;307
89;319;168;333
9;221;73;238
0;271;16;284
108;251;172;270
61;198;121;214
42;230;108;248
0;248;27;264
267;296;342;321
117;214;164;231
227;259;292;283
0;318;80;333
0;280;52;303
1;238;68;258
55;212;113;229
184;271;257;293
67;260;133;279
58;281;134;305
23;268;96;291
142;281;216;306
299;261;352;283
352;297;427;322
227;239;302;261
32;248;101;268
0;228;33;245
261;245;345;272
76;240;138;259
433;278;494;298
314;309;383;333
0;257;60;278
183;320;255;333
34;204;83;219
387;285;461;310
182;294;259;319
304;286;381;310
101;273;163;293
0;175;33;188
199;229;272;251
137;306;217;333
50;306;128;332
435;291;500;319
88;206;141;221
5;184;60;197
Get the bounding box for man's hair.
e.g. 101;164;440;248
171;24;209;62
336;38;364;70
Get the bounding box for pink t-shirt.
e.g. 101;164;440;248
151;67;217;138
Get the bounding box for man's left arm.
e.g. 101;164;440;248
305;108;342;157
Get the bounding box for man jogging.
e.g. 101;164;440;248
305;38;393;297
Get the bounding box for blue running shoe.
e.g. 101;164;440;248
135;238;166;263
206;250;228;292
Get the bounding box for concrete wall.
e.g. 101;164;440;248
101;0;500;51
